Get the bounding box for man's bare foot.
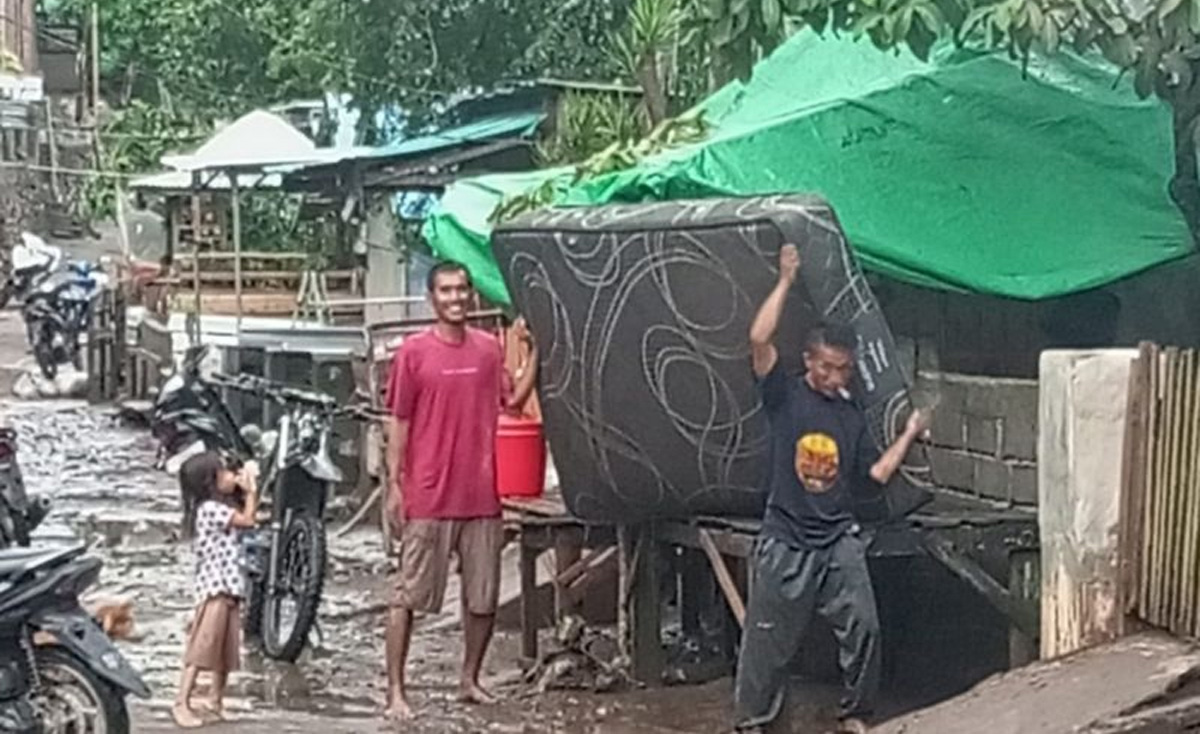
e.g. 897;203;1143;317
836;717;869;734
457;682;498;705
171;702;203;729
383;692;414;721
193;699;226;722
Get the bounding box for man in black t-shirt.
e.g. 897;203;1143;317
733;244;929;734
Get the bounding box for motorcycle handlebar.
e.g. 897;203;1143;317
208;373;378;421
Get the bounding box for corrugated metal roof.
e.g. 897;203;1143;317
129;170;283;193
276;111;544;174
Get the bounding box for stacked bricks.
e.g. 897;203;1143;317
916;371;1039;506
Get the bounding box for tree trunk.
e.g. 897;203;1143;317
637;54;668;126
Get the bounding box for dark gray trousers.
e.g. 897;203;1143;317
733;532;881;729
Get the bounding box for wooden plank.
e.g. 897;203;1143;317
177;250;314;262
1120;345;1153;616
697;528;746;629
179;269;357;283
1172;350;1196;633
1186;350;1200;636
657;521;755;559
169;290;357;317
1139;344;1162;616
1163;348;1184;628
926;535;1038;641
555;545;617;589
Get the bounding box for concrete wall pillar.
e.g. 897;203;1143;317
1038;349;1136;659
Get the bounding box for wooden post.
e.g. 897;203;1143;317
520;538;540;665
618;524;664;685
113;288;126;397
679;549;708;636
43;100;60;201
1121;344;1153;617
1009;549;1040;667
554;527;584;620
231;172;242;336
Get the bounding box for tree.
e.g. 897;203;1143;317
610;0;697;124
704;0;1200;244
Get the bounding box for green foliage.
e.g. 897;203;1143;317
537;91;649;166
610;0;701;122
85;101;208;220
493;111;709;222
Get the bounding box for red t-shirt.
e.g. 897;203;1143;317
385;327;508;519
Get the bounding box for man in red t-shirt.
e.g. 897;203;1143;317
383;261;537;721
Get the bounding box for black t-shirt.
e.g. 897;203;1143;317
758;361;882;548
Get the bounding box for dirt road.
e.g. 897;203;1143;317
2;395;758;734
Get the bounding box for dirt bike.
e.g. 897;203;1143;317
207;372;372;662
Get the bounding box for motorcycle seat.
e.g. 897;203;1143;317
0;544;83;579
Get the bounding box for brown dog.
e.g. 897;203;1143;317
34;599;135;646
92;599;135;639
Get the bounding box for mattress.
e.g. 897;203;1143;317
494;196;933;522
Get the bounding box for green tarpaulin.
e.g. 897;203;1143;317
423;32;1192;306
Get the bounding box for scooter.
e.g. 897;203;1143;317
151;345;251;474
22;261;110;380
0;233;61;309
0;544;150;733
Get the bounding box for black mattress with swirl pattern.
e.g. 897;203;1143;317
493;196;933;523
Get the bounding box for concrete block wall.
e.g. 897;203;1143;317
916;371;1040;506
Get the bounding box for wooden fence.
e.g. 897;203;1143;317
1122;343;1200;637
85;288;126;403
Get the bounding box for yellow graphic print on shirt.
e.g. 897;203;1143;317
795;433;840;493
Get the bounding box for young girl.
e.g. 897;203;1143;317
173;451;259;729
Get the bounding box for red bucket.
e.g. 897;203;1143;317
496;414;546;498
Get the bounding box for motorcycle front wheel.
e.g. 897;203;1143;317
33;646;131;734
261;513;326;663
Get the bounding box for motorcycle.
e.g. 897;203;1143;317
207;372;367;663
23;262;110;380
0;544;150;733
0;427;48;549
151;345;249;474
0;233;62;309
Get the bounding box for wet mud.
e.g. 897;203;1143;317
3;400;771;734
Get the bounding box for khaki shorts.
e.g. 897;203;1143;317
392;518;503;615
184;594;240;673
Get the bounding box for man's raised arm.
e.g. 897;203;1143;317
750;244;800;377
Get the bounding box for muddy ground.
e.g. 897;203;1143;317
6;397;780;734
